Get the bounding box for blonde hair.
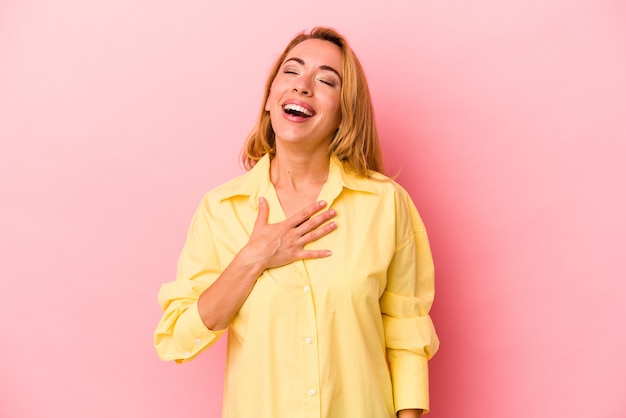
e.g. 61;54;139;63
241;27;384;177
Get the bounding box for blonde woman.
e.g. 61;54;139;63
155;27;439;418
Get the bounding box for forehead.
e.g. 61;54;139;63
284;39;343;73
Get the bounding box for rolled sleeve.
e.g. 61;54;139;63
382;187;440;413
154;280;225;363
154;200;226;363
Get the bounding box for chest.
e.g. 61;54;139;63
273;184;324;218
214;190;398;300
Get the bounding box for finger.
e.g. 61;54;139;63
253;197;269;230
298;220;337;244
286;200;327;228
294;208;336;235
297;249;333;260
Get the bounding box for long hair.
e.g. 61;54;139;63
241;27;384;177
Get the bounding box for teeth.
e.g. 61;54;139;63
283;103;313;116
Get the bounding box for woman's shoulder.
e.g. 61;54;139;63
364;170;411;198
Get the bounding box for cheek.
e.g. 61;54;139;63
331;98;342;124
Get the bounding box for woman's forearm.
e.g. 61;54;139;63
197;247;265;330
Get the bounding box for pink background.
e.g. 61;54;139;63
1;1;625;417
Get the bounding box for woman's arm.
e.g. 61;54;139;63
383;185;439;413
197;197;336;330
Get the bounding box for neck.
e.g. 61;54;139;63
270;150;330;192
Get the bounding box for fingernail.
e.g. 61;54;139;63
319;201;327;207
326;251;332;256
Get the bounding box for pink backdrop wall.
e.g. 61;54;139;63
1;1;625;417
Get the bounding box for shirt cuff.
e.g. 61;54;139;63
389;350;430;413
166;301;225;363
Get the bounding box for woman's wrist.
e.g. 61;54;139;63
233;244;268;279
397;409;423;418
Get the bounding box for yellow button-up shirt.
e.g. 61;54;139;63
154;154;439;417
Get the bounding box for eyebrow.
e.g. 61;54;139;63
283;57;342;81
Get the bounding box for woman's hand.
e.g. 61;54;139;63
197;197;336;331
240;197;337;271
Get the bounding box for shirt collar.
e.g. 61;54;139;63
216;154;379;208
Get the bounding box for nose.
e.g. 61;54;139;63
293;86;309;95
293;76;312;96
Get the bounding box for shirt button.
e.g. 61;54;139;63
303;285;311;292
195;339;202;345
305;337;312;344
308;388;316;396
184;351;191;357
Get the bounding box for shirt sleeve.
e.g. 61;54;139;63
154;197;226;363
381;185;440;413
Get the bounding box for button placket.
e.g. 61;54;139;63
296;262;321;415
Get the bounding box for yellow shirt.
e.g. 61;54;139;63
154;154;439;417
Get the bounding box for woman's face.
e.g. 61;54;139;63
265;39;343;153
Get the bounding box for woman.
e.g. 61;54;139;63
154;27;439;418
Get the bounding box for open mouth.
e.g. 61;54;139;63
283;103;314;118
